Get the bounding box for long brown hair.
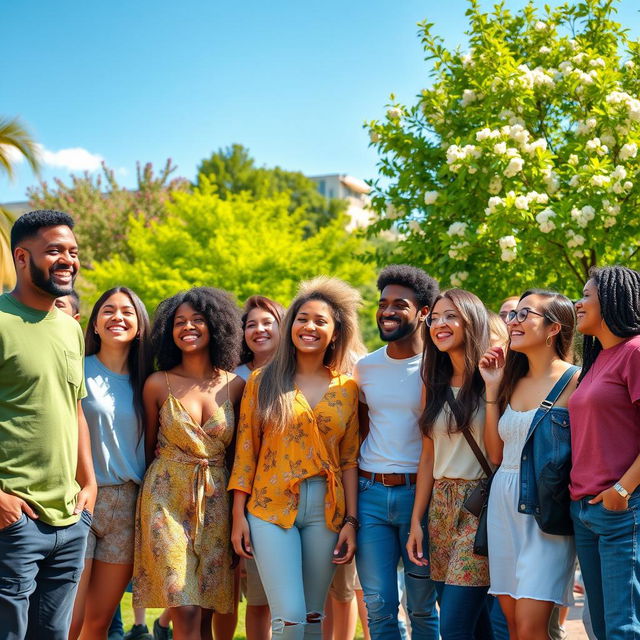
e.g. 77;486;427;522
420;289;489;436
497;289;576;411
257;277;366;433
85;287;153;433
239;295;286;365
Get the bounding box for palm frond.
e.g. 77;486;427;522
0;116;41;181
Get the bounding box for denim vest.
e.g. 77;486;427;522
517;366;579;534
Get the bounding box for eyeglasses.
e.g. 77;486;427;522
426;312;460;327
506;308;546;324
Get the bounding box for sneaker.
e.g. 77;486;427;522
153;618;173;640
124;624;153;640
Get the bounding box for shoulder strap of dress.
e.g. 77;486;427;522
226;371;230;403
164;371;172;395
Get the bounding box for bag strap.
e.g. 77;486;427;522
445;387;493;478
538;365;580;413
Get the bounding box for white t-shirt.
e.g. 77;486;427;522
355;346;423;473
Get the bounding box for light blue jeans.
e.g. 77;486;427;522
248;477;338;640
356;476;439;640
571;490;640;640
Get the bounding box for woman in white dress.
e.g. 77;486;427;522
479;289;579;640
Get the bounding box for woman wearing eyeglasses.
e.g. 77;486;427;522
569;266;640;640
479;290;578;640
406;289;493;640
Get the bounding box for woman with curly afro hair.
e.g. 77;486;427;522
133;287;244;640
229;277;366;640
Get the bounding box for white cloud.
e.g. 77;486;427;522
38;145;103;171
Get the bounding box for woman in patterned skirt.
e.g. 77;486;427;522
133;287;244;640
406;289;492;640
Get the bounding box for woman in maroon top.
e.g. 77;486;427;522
569;265;640;640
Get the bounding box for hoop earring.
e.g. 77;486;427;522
546;335;552;347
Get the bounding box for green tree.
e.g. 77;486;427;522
85;183;377;334
0;116;41;288
28;159;190;268
197;144;346;236
366;0;640;305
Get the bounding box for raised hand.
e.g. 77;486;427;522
479;346;506;389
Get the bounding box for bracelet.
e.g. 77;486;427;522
343;515;360;531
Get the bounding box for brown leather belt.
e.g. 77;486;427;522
359;470;417;487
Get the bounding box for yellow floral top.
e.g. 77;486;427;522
228;369;359;532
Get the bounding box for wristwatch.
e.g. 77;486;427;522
613;482;630;499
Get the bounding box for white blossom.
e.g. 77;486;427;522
612;181;625;194
623;180;633;190
571;205;595;228
558;61;573;74
539;46;551;54
501;248;517;262
448;241;469;260
447;221;468;237
499;235;517;250
573;250;585;258
569;175;580;188
603;200;621;216
534;21;547;31
590;174;610;187
461;51;474;67
369;130;381;143
387;107;402;119
485;196;504;214
513;195;529;210
611;165;627;181
450;271;469;287
568;154;579;165
566;230;586;248
424;190;439;205
493;142;508;155
619;143;638;161
536;207;556;233
625;60;635;70
542;169;560;193
504;156;524;178
408;220;425;235
604;216;617;228
525;138;547;155
488;175;503;194
461;89;478;106
589;57;605;68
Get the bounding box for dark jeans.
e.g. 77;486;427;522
571;492;640;640
0;510;91;640
433;582;493;640
109;603;124;636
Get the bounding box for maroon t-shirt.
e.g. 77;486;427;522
569;335;640;500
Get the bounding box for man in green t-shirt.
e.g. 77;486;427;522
0;210;97;640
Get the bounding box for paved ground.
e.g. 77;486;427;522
565;591;589;639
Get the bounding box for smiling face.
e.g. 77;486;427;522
172;303;210;353
575;279;601;336
291;299;336;356
245;307;280;359
94;291;139;347
507;294;550;352
376;284;424;343
428;298;465;354
16;225;79;298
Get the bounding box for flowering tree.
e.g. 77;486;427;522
366;0;640;302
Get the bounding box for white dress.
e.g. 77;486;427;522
487;405;575;606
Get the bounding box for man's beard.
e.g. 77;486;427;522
30;260;76;297
377;319;417;343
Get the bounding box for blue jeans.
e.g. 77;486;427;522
571;491;640;640
249;477;338;640
0;510;91;640
486;596;508;640
434;582;492;640
356;476;439;640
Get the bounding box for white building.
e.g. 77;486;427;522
309;174;372;231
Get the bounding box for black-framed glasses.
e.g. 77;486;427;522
506;308;546;324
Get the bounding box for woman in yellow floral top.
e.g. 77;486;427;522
229;277;366;640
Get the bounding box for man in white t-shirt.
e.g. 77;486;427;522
354;265;439;640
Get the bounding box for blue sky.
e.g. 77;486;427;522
2;0;639;202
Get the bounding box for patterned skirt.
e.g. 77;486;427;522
428;478;490;586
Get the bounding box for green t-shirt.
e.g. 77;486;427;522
0;293;87;526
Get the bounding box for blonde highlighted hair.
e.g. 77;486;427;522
257;276;366;433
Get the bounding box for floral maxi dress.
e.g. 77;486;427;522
133;374;234;612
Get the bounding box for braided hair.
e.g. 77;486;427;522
579;266;640;382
